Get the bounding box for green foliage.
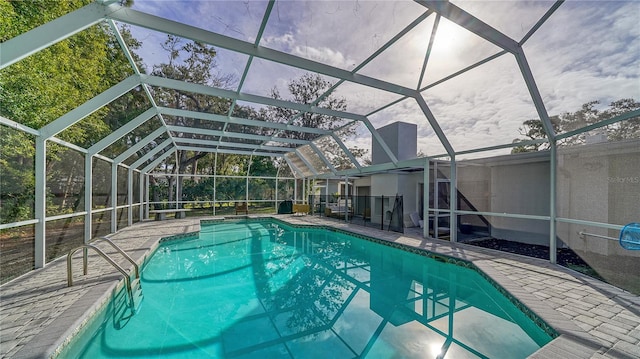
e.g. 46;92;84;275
2;6;365;221
182;178;215;202
150;35;241;201
0;129;35;222
512;98;640;153
511;118;560;153
0;0;89;42
603;99;640;141
2;8;117;130
0;1;137;222
248;157;278;177
1;2;142;145
260;73;367;170
147;35;284;204
261;73;353;139
45;143;85;216
214;177;246;201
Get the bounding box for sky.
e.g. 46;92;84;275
125;0;640;162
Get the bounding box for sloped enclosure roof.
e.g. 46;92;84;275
1;0;638;178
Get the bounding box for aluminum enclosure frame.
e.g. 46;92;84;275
1;0;636;273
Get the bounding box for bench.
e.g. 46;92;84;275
149;208;191;221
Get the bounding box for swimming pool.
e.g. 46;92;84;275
57;219;555;358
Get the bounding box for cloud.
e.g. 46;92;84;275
454;0;555;41
291;45;355;70
132;0;267;42
523;1;639;113
126;0;639;160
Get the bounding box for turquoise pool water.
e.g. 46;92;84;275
59;220;554;358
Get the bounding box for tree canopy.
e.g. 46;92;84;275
2;2;367;221
1;0;139;222
261;73;367;171
512;99;640;153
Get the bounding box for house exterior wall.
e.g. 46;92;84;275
454;152;551;245
370;173;422;228
556;139;640;293
455;139;639;293
488;160;551;245
353;177;371;189
457;164;491;227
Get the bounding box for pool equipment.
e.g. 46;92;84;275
620;223;640;250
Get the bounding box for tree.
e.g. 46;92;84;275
260;73;367;171
603;99;640;141
0;0;137;222
512;117;560;153
148;35;238;206
512;99;640;153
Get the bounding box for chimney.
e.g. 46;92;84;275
371;122;417;165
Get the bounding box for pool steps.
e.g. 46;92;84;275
66;238;143;317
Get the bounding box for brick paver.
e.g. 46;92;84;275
1;216;638;358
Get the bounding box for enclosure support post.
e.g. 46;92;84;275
246;155;252;208
127;168;133;226
34;137;46;268
213;153;217;216
175;173;179;210
144;174;149;219
433;161;439;240
275;177;278;214
174;151;179;209
344;176;349;222
138;171;144;221
325;182;329;216
84;155;93;243
381;195;384;230
84;154;92;272
450;155;457;243
550;142;557;264
293;178;297;206
423;158;429;239
111;163;117;233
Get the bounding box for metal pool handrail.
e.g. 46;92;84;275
578;230;616;241
579;223;640;250
93;236;140;279
67;244;135;308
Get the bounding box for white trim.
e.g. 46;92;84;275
0;219;39;230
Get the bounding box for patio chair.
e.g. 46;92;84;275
235;202;248;215
409;212;423;228
292;204;309;215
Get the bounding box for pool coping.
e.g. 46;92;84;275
1;216;638;358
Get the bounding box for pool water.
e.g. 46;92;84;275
59;220;554;358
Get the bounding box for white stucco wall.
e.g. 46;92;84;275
353;177;371;190
489;160;551;245
556;139;640;293
369;173;422;228
455;152;551;245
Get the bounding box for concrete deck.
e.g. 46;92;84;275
1;216;639;358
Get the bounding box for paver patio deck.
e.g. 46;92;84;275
1;216;638;358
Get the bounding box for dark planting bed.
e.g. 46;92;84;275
467;238;604;280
